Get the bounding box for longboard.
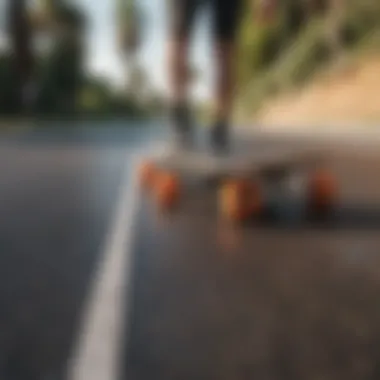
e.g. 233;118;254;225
139;146;337;223
150;146;326;181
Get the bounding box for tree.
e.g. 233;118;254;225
33;0;86;115
116;0;145;93
7;0;34;113
117;0;143;60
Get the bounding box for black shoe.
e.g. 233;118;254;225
169;104;194;150
210;121;229;155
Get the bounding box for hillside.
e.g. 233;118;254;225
235;0;380;128
255;54;380;128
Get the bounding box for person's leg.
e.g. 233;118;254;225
210;0;243;153
167;0;200;148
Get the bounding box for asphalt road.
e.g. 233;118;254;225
0;126;380;380
123;133;380;380
0;126;152;380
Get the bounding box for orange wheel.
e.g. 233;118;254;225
138;160;158;190
247;181;263;216
307;168;338;212
154;172;181;210
218;179;262;223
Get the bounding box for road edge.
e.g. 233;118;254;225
66;151;141;380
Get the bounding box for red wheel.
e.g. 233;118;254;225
247;181;263;216
218;179;263;223
154;172;181;210
307;169;338;212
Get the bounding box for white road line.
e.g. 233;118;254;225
67;152;142;380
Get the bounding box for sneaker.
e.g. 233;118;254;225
210;121;230;155
169;104;194;151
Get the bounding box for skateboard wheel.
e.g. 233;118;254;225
307;169;338;212
139;160;158;190
155;172;180;210
247;182;263;216
219;179;262;223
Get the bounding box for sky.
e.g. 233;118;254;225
78;0;214;101
0;0;214;100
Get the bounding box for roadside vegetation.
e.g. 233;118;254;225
235;0;380;119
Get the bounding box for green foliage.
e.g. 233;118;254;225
0;54;19;114
0;0;158;121
117;0;144;57
240;18;330;112
237;0;380;116
236;0;311;89
341;1;380;46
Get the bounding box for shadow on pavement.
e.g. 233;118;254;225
255;202;380;231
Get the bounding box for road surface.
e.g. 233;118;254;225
0;125;380;380
122;133;380;380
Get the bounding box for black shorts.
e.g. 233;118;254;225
168;0;244;42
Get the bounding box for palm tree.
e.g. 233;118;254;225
8;0;34;112
32;0;82;39
116;0;144;90
31;0;85;114
117;0;142;59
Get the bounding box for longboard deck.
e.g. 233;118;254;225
141;145;336;223
150;147;326;181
